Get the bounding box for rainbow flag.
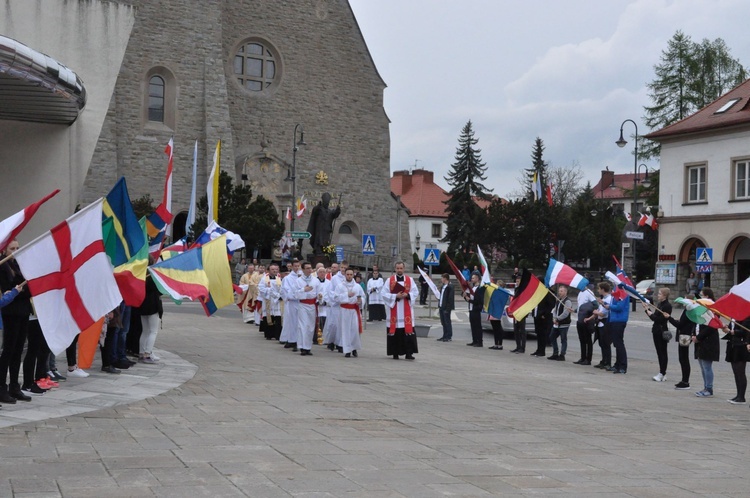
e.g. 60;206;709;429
149;247;209;303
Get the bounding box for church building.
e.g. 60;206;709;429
0;0;408;263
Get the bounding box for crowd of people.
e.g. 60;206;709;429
0;240;168;408
439;268;750;405
237;259;420;360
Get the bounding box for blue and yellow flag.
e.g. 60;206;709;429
149;247;209;303
200;235;234;316
103;178;146;267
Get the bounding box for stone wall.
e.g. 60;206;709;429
82;0;408;262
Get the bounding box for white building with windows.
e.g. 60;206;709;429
645;79;750;294
390;169;450;257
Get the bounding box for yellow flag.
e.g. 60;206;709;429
201;234;234;314
207;139;221;222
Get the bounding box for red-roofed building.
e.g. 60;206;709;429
391;168;504;256
592;168;649;217
644;78;750;294
391;169;450;255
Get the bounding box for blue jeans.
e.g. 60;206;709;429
115;305;132;362
439;308;453;340
549;326;568;355
698;358;714;391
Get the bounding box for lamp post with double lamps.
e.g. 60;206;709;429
616;119;651;280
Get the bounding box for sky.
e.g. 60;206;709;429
348;0;750;199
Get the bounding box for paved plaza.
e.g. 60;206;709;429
0;302;749;497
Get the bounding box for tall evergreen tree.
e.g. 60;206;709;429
442;120;492;254
642;31;746;159
523;137;549;200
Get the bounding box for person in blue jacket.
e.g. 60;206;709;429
607;288;630;374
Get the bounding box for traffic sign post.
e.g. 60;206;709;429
423;248;440;266
696;247;713;273
362;234;376;255
285;231;311;239
625;231;644;240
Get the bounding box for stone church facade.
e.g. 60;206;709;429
0;0;408;263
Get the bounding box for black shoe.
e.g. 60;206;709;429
22;384;46;396
581;360;591;365
0;391;17;404
9;389;31;402
345;353;351;358
467;343;476;346
327;343;335;351
436;337;445;341
531;352;543;356
114;360;132;370
101;365;121;374
392;355;399;360
337;346;343;353
547;354;559;360
573;359;584;364
444;338;452;342
405;354;415;360
510;348;519;353
472;343;483;347
352;350;358;357
556;355;565;361
516;349;525;354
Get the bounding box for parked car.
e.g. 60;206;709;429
635;279;655;302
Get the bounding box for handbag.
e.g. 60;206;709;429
678;334;691;346
662;330;673;341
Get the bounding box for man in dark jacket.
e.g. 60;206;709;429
437;274;454;342
465;272;484;347
530;288;555;357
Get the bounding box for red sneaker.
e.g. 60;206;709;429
37;377;59;389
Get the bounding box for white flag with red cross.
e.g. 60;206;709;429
14;199;123;355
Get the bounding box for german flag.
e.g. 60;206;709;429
507;270;548;321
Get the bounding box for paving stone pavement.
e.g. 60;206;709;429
0;302;749;497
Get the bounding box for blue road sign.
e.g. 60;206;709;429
696;247;713;273
424;248;441;266
362;234;376;255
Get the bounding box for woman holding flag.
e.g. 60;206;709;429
692;288;720;397
643;288;672;382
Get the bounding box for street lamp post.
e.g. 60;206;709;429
286;124;306;232
615;119;640;279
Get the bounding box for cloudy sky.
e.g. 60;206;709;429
348;0;750;199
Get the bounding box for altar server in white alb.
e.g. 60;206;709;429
296;261;322;356
316;267;329;342
259;263;283;340
380;260;420;360
337;268;365;358
279;259;301;350
322;263;340;350
366;267;386;321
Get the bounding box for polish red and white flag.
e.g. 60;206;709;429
0;189;60;253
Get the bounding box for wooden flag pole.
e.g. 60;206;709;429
0;252;15;267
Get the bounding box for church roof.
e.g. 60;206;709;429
645;78;750;141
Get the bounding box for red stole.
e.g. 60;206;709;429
340;303;362;334
388;275;413;335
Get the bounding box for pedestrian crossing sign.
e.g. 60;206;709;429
362;234;376;255
696;247;713;273
424;248;440;266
